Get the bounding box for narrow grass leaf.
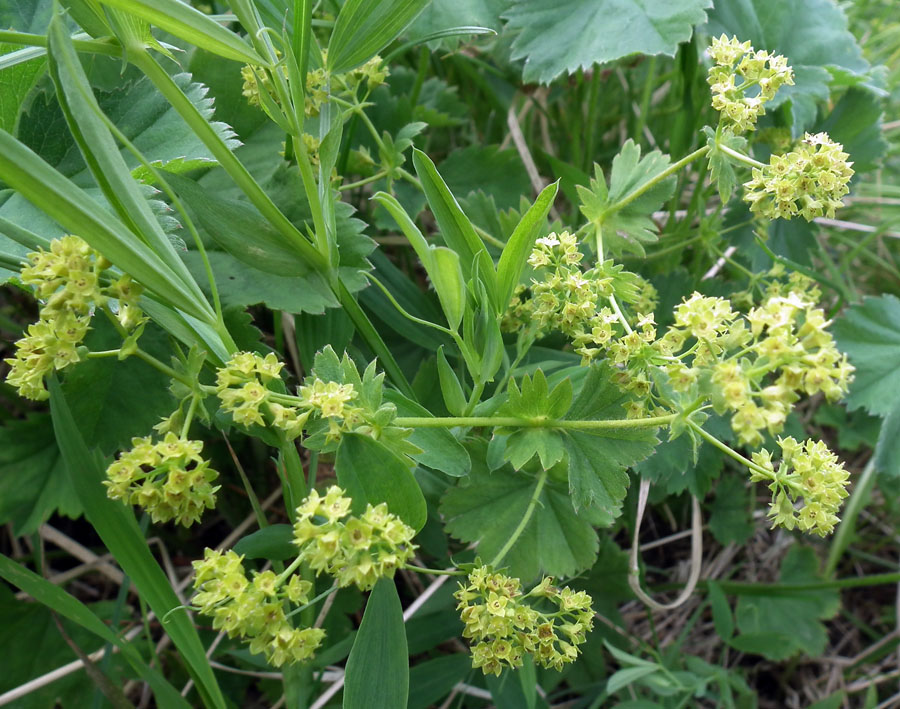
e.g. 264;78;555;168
0;554;191;709
96;0;264;64
48;379;226;709
328;0;429;74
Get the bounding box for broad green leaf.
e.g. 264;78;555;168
0;414;80;536
817;87;888;173
184;251;337;314
563;364;658;515
832;295;900;416
438;145;533;211
233;524;297;560
731;546;840;660
335;433;427;532
383;390;471;477
96;0;264;64
503;0;712;84
408;0;505;48
0;44;45;133
578;140;677;258
61;319;176;455
708;474;754;545
607;666;663;695
328;0;429;74
0;130;215;323
496;181;558;310
440;463;599;580
0;554;190;708
874;403;900;478
707;0;870;132
48;379;226;709
408;654;471;709
412;149;498;309
343;579;409;709
635;434;723;498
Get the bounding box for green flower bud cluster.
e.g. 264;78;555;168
751;437;850;536
454;567;594;676
241;52;387;117
292;486;417;590
5;235;143;400
104;432;219;526
503;231;657;359
743;132;854;221
707;35;794;134
192;549;325;667
215;352;310;439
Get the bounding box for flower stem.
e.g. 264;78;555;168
608;145;711;215
490;469;548;567
716;142;765;169
393;414;675;430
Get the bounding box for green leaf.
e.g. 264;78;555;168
0;554;191;708
708;474;754;545
635;434;723;498
48;379;226;709
707;581;734;640
335;433;427;532
0;43;45;133
0;414;80;536
578;140;677;257
702;126;747;204
435;346;467;416
0;130;215;323
408;654;471;709
817;87;888;173
563;364;658;515
496;181;558;310
730;546;840;660
832;295;900;416
61;319;176;455
343;578;409;709
372;190;466;330
707;0;870;132
874;402;900;478
383;390;471;477
233;524;297;560
412;149;498;309
438;145;533;212
96;0;264;64
441;462;598;580
503;0;712;84
328;0;429;74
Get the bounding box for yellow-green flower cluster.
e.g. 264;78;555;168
743;132;854;221
292;486;417;590
215;352;310;439
104;432;219;526
707;35;794;133
5;235;142;400
192;549;324;667
752;437;850;536
503;231;657;361
666;289;853;446
454;567;594;676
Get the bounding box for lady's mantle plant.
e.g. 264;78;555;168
0;1;872;701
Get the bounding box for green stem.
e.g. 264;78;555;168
339;170;388;192
275;554;305;587
395;414;675;430
405;566;467;577
490;469;548;567
0;30;121;56
180;394;200;439
130;49;326;272
717;143;765;169
607;145;710;215
133;348;188;385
